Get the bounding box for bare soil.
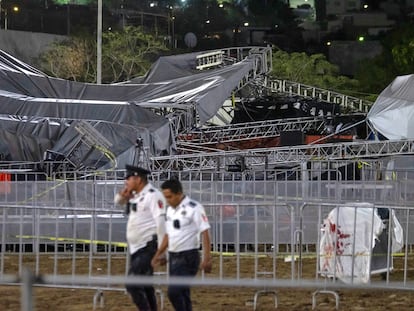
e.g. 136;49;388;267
1;254;414;310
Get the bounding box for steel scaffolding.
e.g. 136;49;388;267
265;79;373;113
151;139;414;172
135;46;273;132
178;116;327;146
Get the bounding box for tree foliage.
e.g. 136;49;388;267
38;26;168;83
102;26;168;82
390;29;414;73
355;22;414;97
271;49;360;95
38;35;96;82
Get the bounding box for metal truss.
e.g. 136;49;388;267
194;46;272;98
74;121;112;150
137;47;371;135
138;102;196;135
138;47;373;137
196;50;225;70
44;121;115;172
151;139;414;172
222;46;273;74
137;46;273;132
178;116;327;146
263;79;373;113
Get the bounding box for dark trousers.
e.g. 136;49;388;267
126;238;158;311
168;249;200;311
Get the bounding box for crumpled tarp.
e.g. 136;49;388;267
0;48;261;169
0;51;175;169
367;74;414;140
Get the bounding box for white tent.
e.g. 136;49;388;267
367;74;414;140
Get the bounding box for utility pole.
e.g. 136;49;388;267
67;1;70;35
97;0;102;84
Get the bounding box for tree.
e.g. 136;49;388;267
38;26;168;83
102;26;168;82
271;49;360;96
355;23;414;99
38;35;96;82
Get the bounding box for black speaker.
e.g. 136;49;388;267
280;130;304;146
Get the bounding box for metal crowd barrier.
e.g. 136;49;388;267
0;163;413;310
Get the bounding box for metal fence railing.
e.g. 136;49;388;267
1;163;414;310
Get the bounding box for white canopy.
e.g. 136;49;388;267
367;74;414;140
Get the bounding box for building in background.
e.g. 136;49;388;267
0;0;413;77
293;0;410;75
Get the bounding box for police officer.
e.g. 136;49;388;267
114;165;166;311
151;179;212;311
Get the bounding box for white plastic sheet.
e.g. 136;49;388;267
367;74;414;140
319;203;403;284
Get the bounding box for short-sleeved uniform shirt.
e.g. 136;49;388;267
166;196;210;253
126;183;166;254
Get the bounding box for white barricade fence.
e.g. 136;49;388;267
0;164;413;310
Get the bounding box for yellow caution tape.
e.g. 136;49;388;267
14;235;408;258
15;235;127;248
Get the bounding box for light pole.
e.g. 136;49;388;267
3;5;19;30
172;14;175;48
97;0;102;84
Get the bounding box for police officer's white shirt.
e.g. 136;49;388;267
166;196;210;253
126;183;166;255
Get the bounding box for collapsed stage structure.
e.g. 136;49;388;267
1;47;414;295
0;46;413;195
1;46;411;176
0;47;273;171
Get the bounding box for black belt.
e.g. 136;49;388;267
146;234;157;247
169;249;198;258
132;235;157;256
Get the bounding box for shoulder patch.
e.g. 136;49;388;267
189;201;196;208
149;188;155;193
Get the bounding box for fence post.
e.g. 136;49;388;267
21;267;34;311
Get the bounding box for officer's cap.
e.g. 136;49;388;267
125;165;151;178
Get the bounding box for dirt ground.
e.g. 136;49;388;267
1;254;414;310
